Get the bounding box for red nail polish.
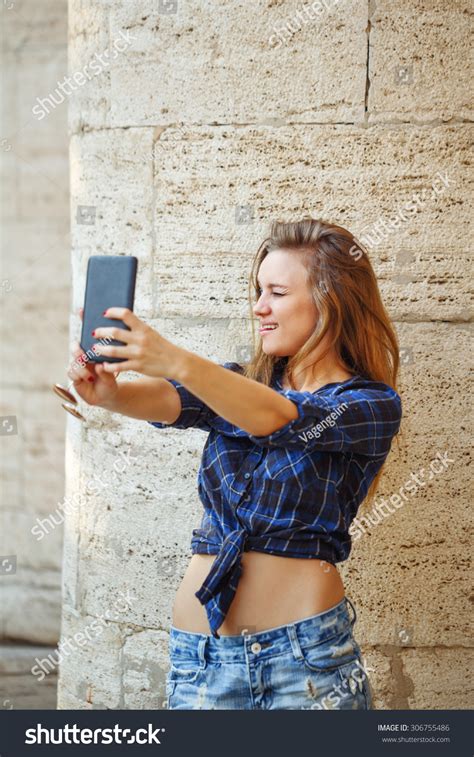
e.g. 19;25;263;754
102;310;108;316
88;376;94;383
91;330;96;336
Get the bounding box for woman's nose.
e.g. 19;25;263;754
253;296;271;316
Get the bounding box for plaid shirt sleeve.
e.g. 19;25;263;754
245;384;402;457
147;362;240;432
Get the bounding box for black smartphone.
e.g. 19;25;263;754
80;255;138;363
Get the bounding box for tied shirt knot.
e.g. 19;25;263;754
195;527;260;638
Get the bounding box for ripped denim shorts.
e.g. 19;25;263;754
165;596;373;710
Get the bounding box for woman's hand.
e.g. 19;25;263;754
67;308;120;407
90;307;186;379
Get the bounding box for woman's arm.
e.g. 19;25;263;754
102;358;298;435
172;352;298;436
90;309;401;451
100;377;181;423
92;307;298;435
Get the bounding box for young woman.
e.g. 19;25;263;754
68;217;402;710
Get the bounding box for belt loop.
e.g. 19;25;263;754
286;623;304;662
345;596;357;627
198;635;208;668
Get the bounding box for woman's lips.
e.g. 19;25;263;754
259;324;279;334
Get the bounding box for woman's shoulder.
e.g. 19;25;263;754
331;375;402;420
339;374;401;398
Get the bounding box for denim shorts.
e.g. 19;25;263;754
165;596;373;710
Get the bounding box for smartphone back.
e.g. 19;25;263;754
80;255;138;363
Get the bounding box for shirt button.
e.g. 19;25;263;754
244;473;251;479
250;642;262;654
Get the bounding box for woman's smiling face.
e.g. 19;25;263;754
253;249;319;357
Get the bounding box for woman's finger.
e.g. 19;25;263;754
92;341;137;359
93;325;133;344
69;351;95;382
68;363;93;383
102;358;136;375
71;343;95;375
102;307;143;332
95;363;116;381
72;342;85;360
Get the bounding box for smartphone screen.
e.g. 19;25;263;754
80;255;138;363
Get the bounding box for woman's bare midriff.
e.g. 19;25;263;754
172;552;346;635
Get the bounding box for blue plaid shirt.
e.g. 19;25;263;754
148;359;402;638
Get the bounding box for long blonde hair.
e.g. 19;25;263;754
242;216;402;506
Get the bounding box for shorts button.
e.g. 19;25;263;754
244;473;251;479
250;642;261;654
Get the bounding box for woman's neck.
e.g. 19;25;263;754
281;358;355;393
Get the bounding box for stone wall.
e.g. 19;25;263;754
57;0;472;709
0;0;70;709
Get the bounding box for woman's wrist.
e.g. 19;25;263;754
169;347;196;385
97;382;121;411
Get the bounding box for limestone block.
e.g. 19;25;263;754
403;648;474;709
3;510;63;570
22;399;66;517
0;644;58;710
395;323;472;440
18;48;69;150
68;0;113;132
1;0;67;54
56;605;123;709
68;0;368;129
57;687;90;709
338;322;471;648
2;391;65;514
69;129;154;264
1;569;61;644
0;221;70;297
15;45;69;223
342;538;471;648
151;124;472;320
0;222;71;388
17;153;68;224
2;4;68;215
1;43;69;222
369;0;473;122
122;629;169;709
347;646;473;710
0;297;70;389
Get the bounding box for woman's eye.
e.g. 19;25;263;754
255;288;285;298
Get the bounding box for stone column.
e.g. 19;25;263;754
1;0;69;709
57;0;472;709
